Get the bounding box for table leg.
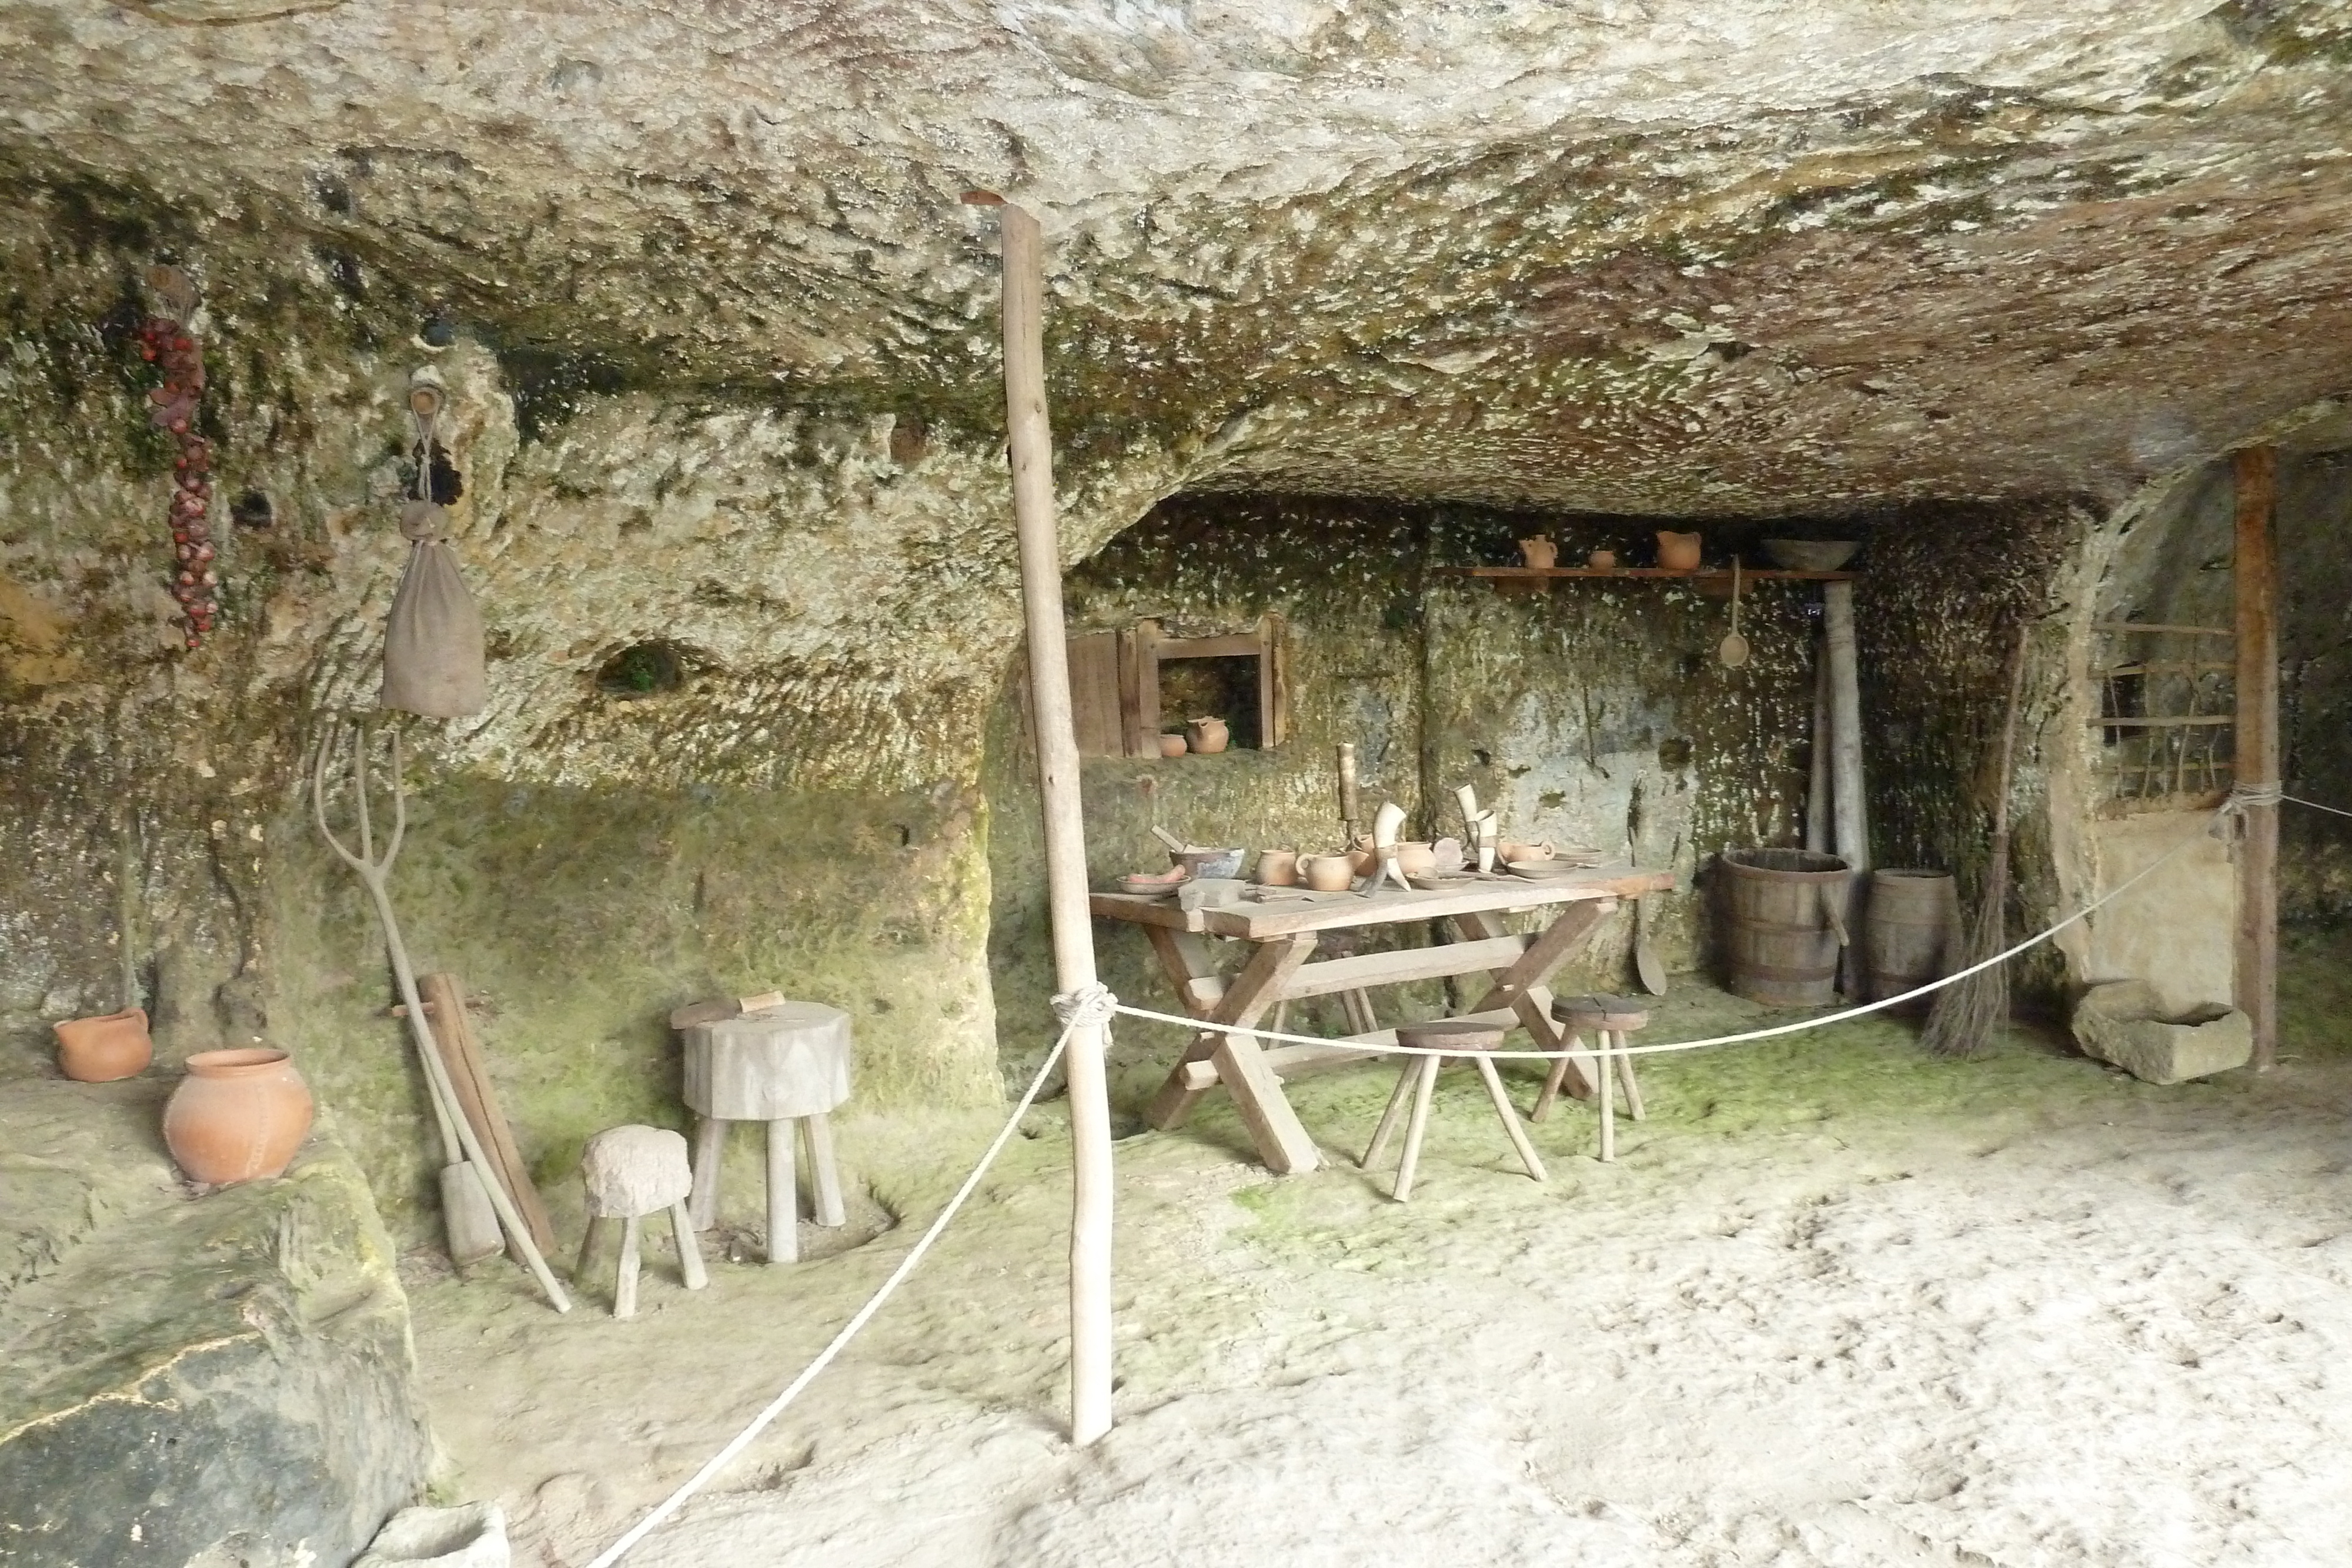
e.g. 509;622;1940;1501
1392;1054;1442;1202
1532;1032;1586;1123
1361;1059;1418;1170
670;1201;708;1290
1456;905;1609;1104
1146;931;1317;1148
802;1112;847;1227
766;1118;798;1265
1472;1054;1548;1182
1340;988;1378;1034
1596;1031;1616;1164
689;1116;728;1232
1617;1050;1646;1122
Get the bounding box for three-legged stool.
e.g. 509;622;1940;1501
1360;1018;1549;1201
1538;994;1649;1162
577;1125;706;1319
673;998;852;1264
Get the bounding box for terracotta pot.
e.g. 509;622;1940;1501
54;1007;152;1082
1498;840;1555;864
1187;717;1230;755
1394;841;1438;878
1518;536;1558;570
1255;850;1300;887
1301;854;1357;892
1158;734;1188;759
1346;836;1378;876
1587;549;1618;570
1656;530;1702;572
163;1048;313;1185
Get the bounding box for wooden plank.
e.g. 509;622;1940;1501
1066;631;1124;758
1261;613;1288;748
1277;934;1528;999
1116;626;1148;757
1177;1006;1526;1091
1825;579;1869;877
1134;618;1162;744
2092;621;2233;637
1454;566;1859;582
1142;925;1227;1015
2234;444;2278;1070
417;972;556;1258
2087;715;2234;728
1154;631;1264;660
1188;870;1670;939
1088;891;1204;931
1144;931;1317;1132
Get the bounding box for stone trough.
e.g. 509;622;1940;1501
2072;980;2253;1086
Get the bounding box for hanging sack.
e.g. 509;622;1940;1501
382;499;486;717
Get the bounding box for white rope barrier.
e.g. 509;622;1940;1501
584;1021;1079;1568
1111;801;2238;1062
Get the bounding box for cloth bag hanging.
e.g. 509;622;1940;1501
382;498;486;717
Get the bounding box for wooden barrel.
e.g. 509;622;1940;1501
1720;848;1853;1007
1863;868;1959;1008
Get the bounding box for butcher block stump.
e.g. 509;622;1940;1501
673;998;853;1265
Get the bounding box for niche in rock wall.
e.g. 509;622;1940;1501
1064;616;1288;758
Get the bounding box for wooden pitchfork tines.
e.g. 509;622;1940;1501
312;720;571;1313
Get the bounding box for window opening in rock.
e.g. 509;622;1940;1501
596;641;685;697
1159;655;1262;751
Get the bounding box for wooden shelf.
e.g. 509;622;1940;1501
1451;566;1861;583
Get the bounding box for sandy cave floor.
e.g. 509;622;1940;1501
408;933;2352;1568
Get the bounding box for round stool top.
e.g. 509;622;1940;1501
1552;993;1651;1031
1395;1018;1509;1053
581;1124;694;1216
681;1000;852;1120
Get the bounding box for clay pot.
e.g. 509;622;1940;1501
1518;536;1559;569
1158;734;1188;759
1656;530;1702;572
163;1048;314;1185
1394;841;1438;879
1346;836;1379;876
1587;549;1618;569
1301;854;1357;892
1255;850;1300;887
54;1007;152;1083
1498;840;1555;864
1187;716;1230;755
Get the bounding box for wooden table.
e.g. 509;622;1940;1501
1094;867;1675;1175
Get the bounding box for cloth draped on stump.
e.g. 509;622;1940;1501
381;496;486;718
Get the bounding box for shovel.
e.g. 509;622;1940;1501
313;721;570;1310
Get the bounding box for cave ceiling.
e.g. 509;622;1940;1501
8;1;2352;516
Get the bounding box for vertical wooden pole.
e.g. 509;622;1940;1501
2233;444;2279;1071
1805;630;1832;854
984;195;1115;1443
1823;581;1869;874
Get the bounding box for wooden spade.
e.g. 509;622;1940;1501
1719;556;1750;668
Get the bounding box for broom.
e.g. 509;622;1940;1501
1922;620;2030;1059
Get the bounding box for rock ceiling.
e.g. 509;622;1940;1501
8;1;2352;515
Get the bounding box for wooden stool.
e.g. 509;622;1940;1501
673;998;851;1264
577;1125;706;1319
1540;994;1649;1162
1359;1019;1549;1202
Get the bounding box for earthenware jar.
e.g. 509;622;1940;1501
1255;849;1300;887
1187;716;1230;755
1394;841;1438;879
1302;854;1356;892
163;1048;313;1185
1518;536;1558;569
1656;530;1702;571
1158;733;1188;758
54;1007;152;1083
1346;835;1378;876
1498;840;1555;864
1587;549;1618;570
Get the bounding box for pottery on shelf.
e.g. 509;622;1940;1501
1300;854;1357;892
1345;836;1378;876
1158;733;1189;759
1174;846;1245;880
1393;841;1439;879
1656;530;1702;571
163;1047;314;1185
1118;867;1190;897
1187;716;1230;755
1255;849;1300;887
1518;536;1559;569
1587;549;1618;569
54;1006;153;1082
1497;841;1554;864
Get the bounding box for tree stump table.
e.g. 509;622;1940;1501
672;999;851;1265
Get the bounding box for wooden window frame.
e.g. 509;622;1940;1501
1065;614;1288;758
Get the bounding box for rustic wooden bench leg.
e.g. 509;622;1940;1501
614;1214;642;1319
1456;906;1605;1105
1361;1058;1418;1170
1340;988;1379;1034
1148;935;1321;1173
1617;1048;1646;1122
688;1115;728;1231
801;1112;847;1227
574;1214;606;1282
766;1118;798;1264
1596;1032;1617;1164
1391;1054;1442;1202
1531;1032;1585;1123
670;1200;707;1290
1472;1054;1548;1182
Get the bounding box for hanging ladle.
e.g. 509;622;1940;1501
1719;555;1750;668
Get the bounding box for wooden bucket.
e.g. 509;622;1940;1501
1720;848;1853;1007
1863;868;1959;1008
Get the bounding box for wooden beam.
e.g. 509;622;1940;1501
2233;444;2279;1071
1279;935;1529;999
1824;580;1869;876
992;198;1115;1443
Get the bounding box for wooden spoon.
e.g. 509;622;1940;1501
1718;556;1750;668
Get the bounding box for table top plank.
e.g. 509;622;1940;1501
1095;866;1669;940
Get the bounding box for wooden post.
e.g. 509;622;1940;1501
1805;630;1832;854
2233;444;2279;1070
976;192;1115;1443
1823;581;1869;874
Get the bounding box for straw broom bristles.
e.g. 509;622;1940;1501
1923;622;2030;1060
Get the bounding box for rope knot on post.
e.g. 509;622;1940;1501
2214;780;2284;837
1051;984;1120;1031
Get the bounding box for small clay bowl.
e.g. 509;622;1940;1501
1176;847;1245;880
1158;734;1188;759
1117;868;1190;897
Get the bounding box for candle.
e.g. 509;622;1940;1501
1337;743;1361;834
